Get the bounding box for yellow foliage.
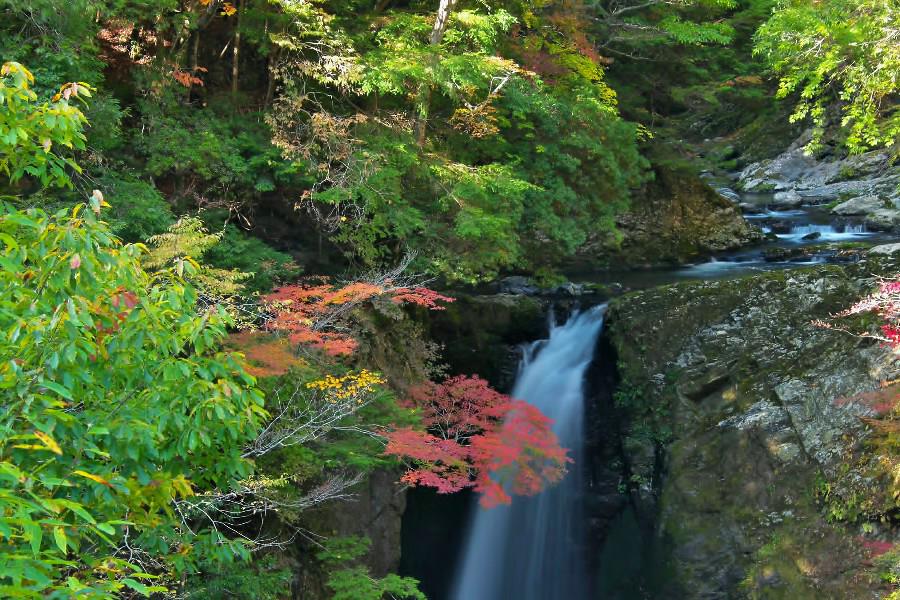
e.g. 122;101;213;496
306;370;385;403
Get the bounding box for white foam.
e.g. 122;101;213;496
776;224;872;243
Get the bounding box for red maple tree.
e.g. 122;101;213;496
263;280;453;357
384;375;570;508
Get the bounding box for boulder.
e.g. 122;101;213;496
868;243;900;256
716;187;741;202
765;220;793;234
738;132;900;204
498;275;538;295
865;208;900;232
831;194;887;216
591;165;763;267
607;262;900;599
554;281;584;297
762;247;814;262
770;190;802;209
738;202;765;214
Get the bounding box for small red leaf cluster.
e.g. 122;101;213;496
85;288;140;363
389;287;454;310
384;375;569;508
171;67;206;88
838;277;900;349
824;277;900;418
834;383;900;416
858;537;894;558
263;281;452;357
94;288;139;338
882;325;900;347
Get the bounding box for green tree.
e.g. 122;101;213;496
266;0;648;281
755;0;900;153
0;62;90;189
0;61;267;597
587;0;739;60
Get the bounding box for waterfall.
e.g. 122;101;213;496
452;305;607;600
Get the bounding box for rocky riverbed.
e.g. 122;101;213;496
737;131;900;232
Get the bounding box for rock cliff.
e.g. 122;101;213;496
607;259;900;598
585;164;763;268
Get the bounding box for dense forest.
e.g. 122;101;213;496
0;0;898;598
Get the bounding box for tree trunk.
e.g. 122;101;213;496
189;29;201;99
414;0;459;146
264;47;280;110
231;0;242;97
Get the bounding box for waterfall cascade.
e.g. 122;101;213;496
452;306;607;600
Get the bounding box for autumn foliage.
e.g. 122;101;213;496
225;331;304;378
834;382;900;416
384;376;569;508
821;278;900;349
263;280;453;357
818;277;900;416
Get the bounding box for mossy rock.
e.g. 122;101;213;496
589;164;762;268
412;292;546;391
606;259;900;598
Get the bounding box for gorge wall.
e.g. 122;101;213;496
607;257;900;598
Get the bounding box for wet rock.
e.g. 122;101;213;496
554;281;584;297
420;292;545;391
607;261;900;599
498;275;538;295
831;194;887;216
771;190;803;209
865;208;900;232
739;202;765;214
869;243;900;256
296;468;408;597
677;362;733;400
717;187;741;202
762;247;813;262
738;132;900;204
584;165;763;268
801;231;821;241
766;220;793;234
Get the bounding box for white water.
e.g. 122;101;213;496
744;209;806;218
776;223;872;243
452;306;606;600
678;255;827;277
679;257;763;276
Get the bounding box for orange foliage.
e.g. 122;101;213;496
225;331;304;378
172;66;207;88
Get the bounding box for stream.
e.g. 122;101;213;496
583;186;898;289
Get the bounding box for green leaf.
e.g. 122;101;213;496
53;526;67;553
24;522;42;556
39;380;73;401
